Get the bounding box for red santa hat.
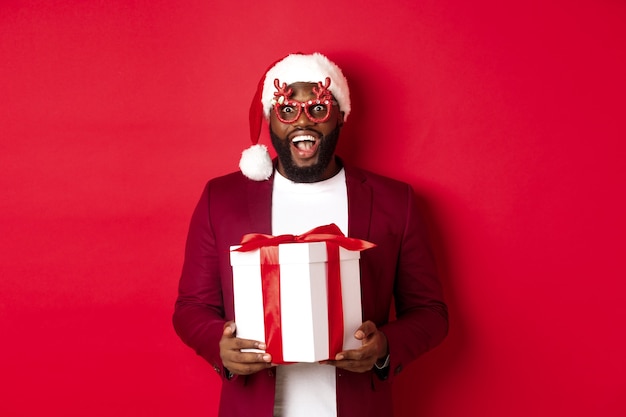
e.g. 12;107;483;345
240;52;351;181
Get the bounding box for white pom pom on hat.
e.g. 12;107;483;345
238;144;273;181
240;52;351;181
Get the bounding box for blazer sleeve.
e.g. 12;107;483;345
172;182;230;379
377;183;449;383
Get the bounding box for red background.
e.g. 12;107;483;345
1;1;625;416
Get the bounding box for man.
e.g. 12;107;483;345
173;52;448;417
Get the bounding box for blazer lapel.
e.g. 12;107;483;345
246;175;274;235
345;166;372;241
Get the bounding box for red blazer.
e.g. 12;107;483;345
173;163;448;417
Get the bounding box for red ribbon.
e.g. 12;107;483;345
235;223;376;253
234;224;375;363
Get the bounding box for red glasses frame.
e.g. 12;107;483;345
271;77;335;124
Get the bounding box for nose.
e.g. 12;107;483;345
292;106;314;126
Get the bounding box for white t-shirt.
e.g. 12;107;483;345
271;168;348;417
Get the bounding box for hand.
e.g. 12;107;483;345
320;320;388;373
219;321;273;375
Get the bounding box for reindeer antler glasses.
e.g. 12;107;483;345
270;77;337;124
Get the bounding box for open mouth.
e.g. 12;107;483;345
292;135;318;151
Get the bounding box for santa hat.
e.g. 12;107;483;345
240;52;351;181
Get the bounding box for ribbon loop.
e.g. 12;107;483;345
235;223;376;253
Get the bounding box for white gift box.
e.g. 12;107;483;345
230;241;363;363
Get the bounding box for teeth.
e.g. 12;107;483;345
292;135;316;151
292;135;316;143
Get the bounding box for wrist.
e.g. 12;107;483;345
374;353;390;370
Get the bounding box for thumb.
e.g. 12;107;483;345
355;320;376;340
223;321;237;336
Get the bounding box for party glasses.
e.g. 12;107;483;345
271;77;336;124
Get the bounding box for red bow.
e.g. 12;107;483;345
234;223;376;253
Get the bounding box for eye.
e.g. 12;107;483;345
281;105;297;114
311;104;327;114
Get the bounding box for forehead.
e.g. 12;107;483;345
287;82;326;99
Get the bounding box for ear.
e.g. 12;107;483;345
337;111;345;127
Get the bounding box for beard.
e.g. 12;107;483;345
270;125;341;183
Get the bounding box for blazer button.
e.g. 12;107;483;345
394;365;403;375
213;365;221;375
268;369;274;377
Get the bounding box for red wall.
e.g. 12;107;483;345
1;1;624;416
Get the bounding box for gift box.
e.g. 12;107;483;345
229;224;374;363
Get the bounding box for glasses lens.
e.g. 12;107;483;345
278;104;300;121
307;104;329;121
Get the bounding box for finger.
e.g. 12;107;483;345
236;363;272;375
227;358;273;376
355;320;376;340
223;321;236;336
336;348;370;362
336;342;380;363
223;336;267;351
327;358;374;373
223;351;272;374
228;350;272;364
